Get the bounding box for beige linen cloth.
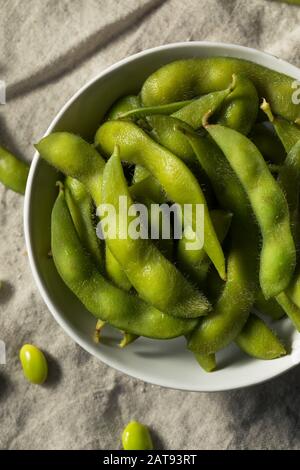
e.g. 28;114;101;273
1;0;300;450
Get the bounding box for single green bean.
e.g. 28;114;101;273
205;123;296;299
141;57;300;122
95;120;226;281
51;187;198;338
0;146;29;194
122;421;153;450
101;148;210;318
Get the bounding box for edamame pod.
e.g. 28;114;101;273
255;291;285;321
141;58;300;122
188;221;257;355
278;140;300;244
194;353;216;373
215;74;258;135
95;120;227;280
101;149;210;318
250;122;286;164
118;99;194;120
177;209;232;285
65;177;104;270
206;124;296;299
35;133;131;290
235;314;286;360
51;188;198;338
0;146;29;194
261;99;300;153
105;245;132;291
107;95;141;120
171;83;233;129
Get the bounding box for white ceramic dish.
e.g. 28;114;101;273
24;41;300;392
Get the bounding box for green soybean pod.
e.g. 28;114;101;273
65;177;104;270
129;174;167;204
51;188;198;338
261;99;300;153
250;122;286;164
187;220;257;355
171;82;233;129
101;148;210;318
19;344;48;384
117;99;194;120
206;123;296;299
95;120;226;281
178;130;259;354
215;74;258;135
277;140;300;243
194;353;216;373
105;245;132;291
35;133;130;290
0;146;29;194
255;291;285;321
106;95;141;120
141;58;300;122
177;209;232;285
122;421;153;450
235;314;286;359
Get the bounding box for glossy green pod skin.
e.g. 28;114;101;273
206;124;296;299
122;421;153;450
235;314;286;360
19;344;48;384
101;149;210;318
141;57;300;122
51;188;198;339
261;99;300;153
177;209;232;285
0;146;29;194
95;120;226;281
250;123;286;164
65;177;104;270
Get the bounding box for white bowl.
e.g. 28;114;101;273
24;41;300;392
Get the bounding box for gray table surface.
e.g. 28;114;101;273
1;0;300;450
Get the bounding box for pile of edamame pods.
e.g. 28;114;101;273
35;56;300;373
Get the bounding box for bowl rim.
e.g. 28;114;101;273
24;41;300;392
